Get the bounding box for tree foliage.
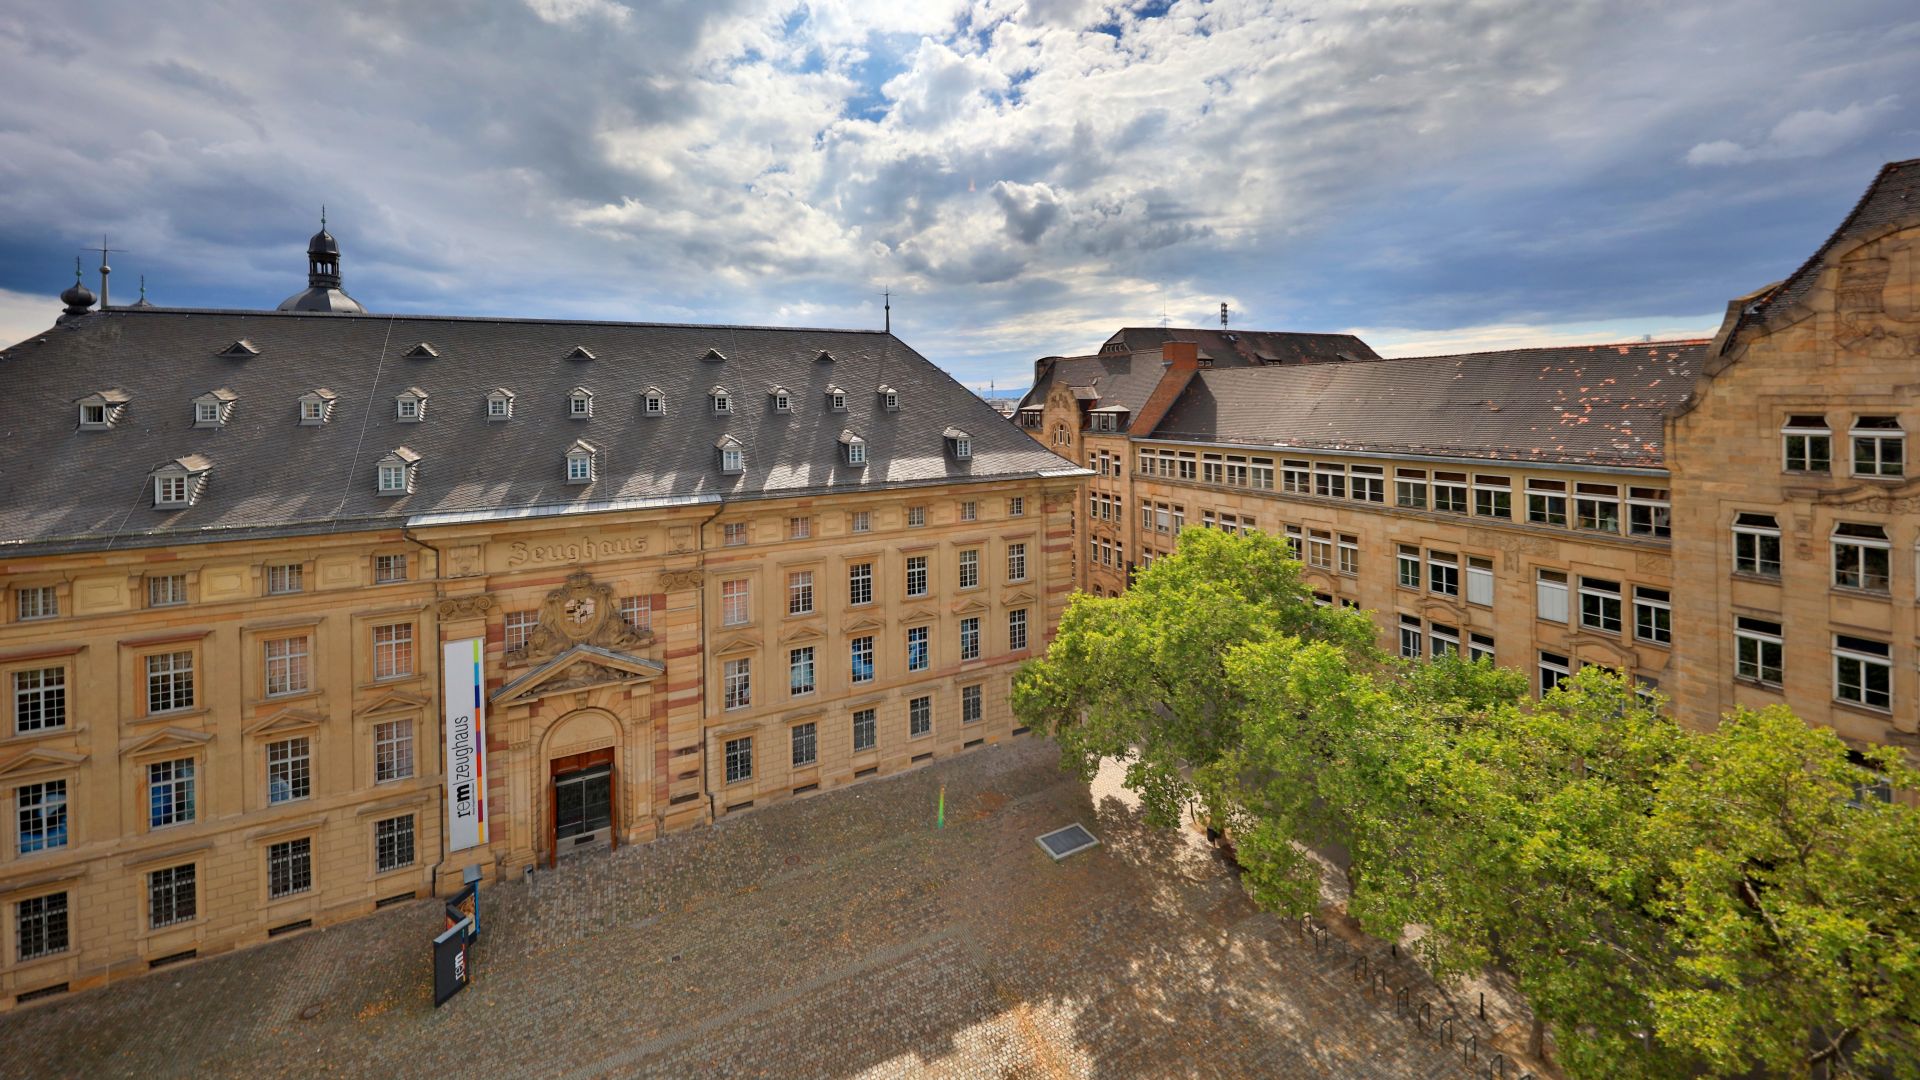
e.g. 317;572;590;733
1012;528;1920;1078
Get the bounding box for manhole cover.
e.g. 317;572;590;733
1035;823;1100;861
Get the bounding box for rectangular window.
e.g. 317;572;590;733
1466;557;1494;607
148;758;195;828
788;571;815;615
1202;455;1224;485
375;815;415;873
267;737;311;804
1575;483;1621;533
960;616;981;661
1832;523;1891;592
1834;635;1892;710
1250;458;1275;489
1526;479;1567;527
1398;614;1422;660
725;736;753;783
1634;587;1672;646
1350;465;1384;503
1282;460;1310;493
1428;551;1459;597
148;865;196;928
1579;577;1623;634
373;623;414;680
1313;463;1346;499
374;720;414;783
906;506;926;528
1430;623;1460;658
906;627;929;672
1469;633;1495;663
1007;543;1027;582
1735;617;1784;686
1472;475;1511;519
852;708;877;752
789;646;816;696
849;562;873;606
1337;534;1359;576
962;684;982;724
504;610;538;652
852;510;873;533
1009;609;1029;652
959;501;977;523
146;651;195;714
268;837;313;899
16;892;68;961
15;585;57;621
374;554;408;584
789;516;811;540
1539;651;1570;696
1396;545;1421;589
12;667;66;734
909;696;932;738
958;549;979;590
721;579;751;626
723;658;751;710
1733;512;1782;576
1008;496;1025;517
620;595;653;632
1433;472;1469;514
1850;416;1904;477
267;563;304;595
1224;455;1250;486
850;636;874;684
791;722;817;767
906;555;929;597
1395;468;1428;510
1536;570;1569;623
16;780;67;855
1307;530;1333;569
723;522;749;546
264;635;310;697
148;574;187;608
1627;487;1671;539
1782;415;1831;473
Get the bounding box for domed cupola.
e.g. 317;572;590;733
277;207;366;313
57;258;96;323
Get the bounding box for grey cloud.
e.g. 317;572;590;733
992;180;1062;243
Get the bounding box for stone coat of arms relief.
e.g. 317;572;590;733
1834;239;1920;359
505;571;654;665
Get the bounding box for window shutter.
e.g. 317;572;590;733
1466;564;1493;607
1536;577;1568;623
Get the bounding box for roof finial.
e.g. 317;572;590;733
320;204;327;230
883;287;891;334
139;275;147;301
73;256;82;283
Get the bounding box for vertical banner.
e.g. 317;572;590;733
443;638;489;852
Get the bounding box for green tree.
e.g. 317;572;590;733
1648;707;1920;1078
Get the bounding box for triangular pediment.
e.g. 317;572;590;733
243;707;324;738
843;614;886;633
357;690;429;719
1001;588;1037;607
0;746;87;779
901;606;938;624
120;726;214;759
712;633;762;657
778;622;825;645
491;643;665;707
950;597;989;616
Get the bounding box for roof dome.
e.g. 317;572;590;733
307;228;339;256
58;258;96;322
278;210;365;314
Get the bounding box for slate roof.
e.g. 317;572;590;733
1145;340;1709;469
1101;327;1380;365
1736;158;1920;339
0;309;1078;555
1014;353;1170;426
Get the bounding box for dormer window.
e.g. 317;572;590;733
151;455;211;509
565;441;597;484
839;430;867;467
395;388;428;422
716;434;744;474
827;385;847;412
76;390;130;430
711;386;732;414
568;387;594;419
375;447;420;496
486;389;515;421
702;348;726;363
643;387;666;415
565;345;595;361
944;427;973;461
297;389;336;426
218;339;259;357
878;384;899;411
815;350;835;364
770;386;792;413
404;342;438;359
192;389;236;428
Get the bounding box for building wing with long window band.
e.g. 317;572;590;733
0;232;1086;1007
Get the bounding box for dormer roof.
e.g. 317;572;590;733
566;345;595;360
218;339;259;357
404;342;439;358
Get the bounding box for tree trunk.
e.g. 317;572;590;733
1529;1014;1546;1060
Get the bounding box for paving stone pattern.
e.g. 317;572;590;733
3;739;1478;1079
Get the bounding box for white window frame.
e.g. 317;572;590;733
1465;557;1494;607
721;579;751;626
1734;617;1783;687
1733;513;1783;576
1633;586;1671;646
1832;523;1892;592
1578;577;1623;634
1536;569;1569;624
1538;652;1570;696
1832;634;1892;711
1849;417;1904;478
723;658;752;711
1782;416;1830;473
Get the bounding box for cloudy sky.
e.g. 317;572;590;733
2;1;1916;388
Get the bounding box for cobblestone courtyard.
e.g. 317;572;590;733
2;738;1483;1079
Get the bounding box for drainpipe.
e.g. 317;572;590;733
400;524;457;894
689;501;726;828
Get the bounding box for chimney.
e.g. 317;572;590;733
1134;342;1199;436
1160;341;1198;370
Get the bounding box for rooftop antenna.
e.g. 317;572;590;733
883;288;891;335
1220;302;1229;330
86;236;125;310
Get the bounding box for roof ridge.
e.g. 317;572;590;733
1744;159;1915;322
87;307;891;336
1382;338;1711;363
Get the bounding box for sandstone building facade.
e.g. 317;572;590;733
0;233;1082;1007
1017;158;1920;759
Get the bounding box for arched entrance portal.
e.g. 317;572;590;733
543;708;622;866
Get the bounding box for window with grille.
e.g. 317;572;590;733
1007;543;1027;582
789;647;816;696
907;627;929;671
375;816;415;873
375;554;409;583
852;708;877;751
149;865;196;928
788;571;815;615
723;522;749;546
906;505;926;527
16;892;68;960
268;837;313;899
958;550;979;590
15;585;57;621
148;574;187;607
789;516;811;540
959;501;976;522
504;610;538;652
373;623;414;679
909;696;932;738
148;758;195;828
1008;609;1028;651
905;555;928;598
374;720;414;783
263;636;309;697
12;667;66;734
267;738;311;804
721;579;751;625
962;684;982;723
849;562;873;606
146;651;195;714
16;780;66;855
1735;617;1783;686
960;616;980;661
791;723;817;767
725;737;753;783
850;637;874;684
267;563;304;595
723;658;751;710
620;595;652;631
852;510;873;532
1008;497;1024;517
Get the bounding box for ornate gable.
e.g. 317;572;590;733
506;571;653;666
491;644;665;707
